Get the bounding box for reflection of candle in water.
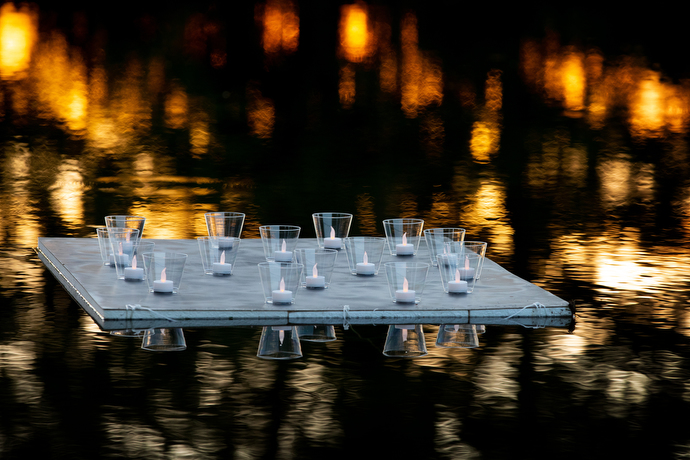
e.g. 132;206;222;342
306;263;325;288
274;239;293;262
396;232;414;255
395;277;416;303
124;256;144;280
356;251;375;275
324;226;342;249
153;267;174;293
447;268;468;293
272;277;293;303
279;329;285;345
212;250;233;276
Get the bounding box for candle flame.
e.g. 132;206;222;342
465;256;470;270
281;239;286;252
403;277;409;292
455;269;461;283
279;329;285;346
220;250;226;265
160;267;167;282
132;257;137;270
279;277;285;292
118;241;124;255
330;226;336;239
402;232;407;245
312;263;318;277
363;251;368;264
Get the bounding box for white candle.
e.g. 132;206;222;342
273;239;293;262
356;251;376;275
124;257;144;280
323;226;342;249
457;256;475;280
395;232;414;255
212;250;233;276
395;277;416;303
217;237;234;249
153;267;174;293
108;253;116;266
306;263;325;288
272;277;293;303
447;269;468;293
114;242;130;266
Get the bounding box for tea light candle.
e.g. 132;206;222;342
323;226;342;249
273;239;293;262
396;232;414;255
212;250;232;276
457;256;475;280
153;267;174;293
124;257;144;280
447;269;467;293
356;251;376;275
114;242;130;266
306;263;325;288
272;277;293;303
395;277;416;303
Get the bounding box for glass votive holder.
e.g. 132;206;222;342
105;215;146;242
143;252;188;294
423;227;466;266
129;241;155;281
204;212;246;240
258;262;303;304
259;225;301;262
312;212;353;250
462;241;488;279
257;326;303;360
294;248;338;289
96;227;112;266
198;236;240;276
435;324;479;348
141;328;187;351
108;228;140;280
343;236;386;276
437;251;481;294
383;218;424;256
383;324;428;358
296;325;337;342
384;262;430;304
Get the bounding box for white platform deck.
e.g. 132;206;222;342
36;237;572;330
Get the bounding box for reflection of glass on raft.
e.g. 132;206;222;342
141;328;187;351
383;324;427;358
435;324;479;348
257;326;302;360
296;325;337;342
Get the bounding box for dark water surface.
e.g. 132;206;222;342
3;2;690;458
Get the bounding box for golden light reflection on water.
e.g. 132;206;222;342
0;3;37;80
522;36;690;137
339;63;356;109
474;335;521;407
49;158;87;231
458;178;514;257
339;2;374;63
164;81;189;130
259;0;299;58
247;85;275;139
469;70;502;164
355;192;378;235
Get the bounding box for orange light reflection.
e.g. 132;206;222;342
0;3;37;80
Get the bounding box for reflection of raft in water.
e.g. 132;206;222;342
36;237;573;331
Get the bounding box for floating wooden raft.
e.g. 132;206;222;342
36;237;573;330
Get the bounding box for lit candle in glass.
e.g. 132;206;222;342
447;268;468;293
356;251;375;275
395;277;416;303
272;277;293;303
396;232;414;255
153;267;174;293
323;226;342;249
212;250;233;276
274;239;293;262
124;256;144;280
306;263;325;288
